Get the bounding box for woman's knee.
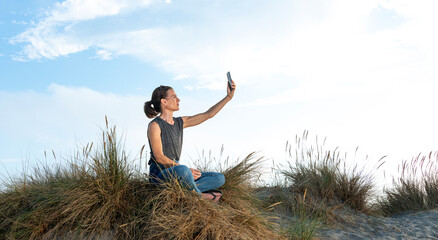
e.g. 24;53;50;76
220;173;225;185
216;172;225;187
172;165;192;179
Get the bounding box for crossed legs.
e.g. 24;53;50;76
155;165;225;194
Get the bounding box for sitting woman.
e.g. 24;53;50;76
144;79;236;200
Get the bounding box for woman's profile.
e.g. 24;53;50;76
144;76;236;201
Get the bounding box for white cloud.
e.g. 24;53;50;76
10;0;155;61
48;0;153;22
89;0;437;93
247;0;438;105
95;49;113;60
248;83;363;106
173;74;190;80
7;1;375;78
10;21;90;61
10;0;424;84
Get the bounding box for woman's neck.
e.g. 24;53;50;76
159;111;174;124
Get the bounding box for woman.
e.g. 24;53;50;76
144;78;236;200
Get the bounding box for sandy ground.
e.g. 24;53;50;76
317;209;438;240
56;209;438;240
255;187;438;240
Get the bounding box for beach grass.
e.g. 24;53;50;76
280;131;377;213
257;131;382;239
1;122;438;239
0;119;284;239
378;152;438;216
284;189;322;240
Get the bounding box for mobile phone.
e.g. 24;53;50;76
227;71;233;90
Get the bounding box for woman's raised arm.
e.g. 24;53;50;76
182;80;236;128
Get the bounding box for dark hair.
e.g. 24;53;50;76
144;85;173;118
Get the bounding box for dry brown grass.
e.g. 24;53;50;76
0;120;284;240
143;178;282;239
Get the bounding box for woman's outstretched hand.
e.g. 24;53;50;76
227;79;236;100
190;168;202;180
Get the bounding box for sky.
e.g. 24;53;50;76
1;0;438;187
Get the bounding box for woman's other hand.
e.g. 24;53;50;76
227;79;236;100
190;168;202;180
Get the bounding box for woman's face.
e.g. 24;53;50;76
162;89;180;111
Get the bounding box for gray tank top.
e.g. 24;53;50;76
148;117;184;171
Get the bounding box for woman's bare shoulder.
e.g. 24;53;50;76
148;120;161;132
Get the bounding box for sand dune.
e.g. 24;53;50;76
257;187;438;239
317;209;438;240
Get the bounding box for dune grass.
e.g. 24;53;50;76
283;189;322;240
257;131;383;239
378;151;438;216
0;120;285;240
2;121;438;239
281;131;378;213
0;121;149;239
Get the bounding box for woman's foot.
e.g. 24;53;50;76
201;190;222;202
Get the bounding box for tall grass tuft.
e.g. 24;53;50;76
0;117;145;239
285;189;322;240
378;151;438;215
0;118;284;239
257;131;380;240
281;131;378;214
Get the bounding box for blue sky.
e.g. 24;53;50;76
1;0;438;186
